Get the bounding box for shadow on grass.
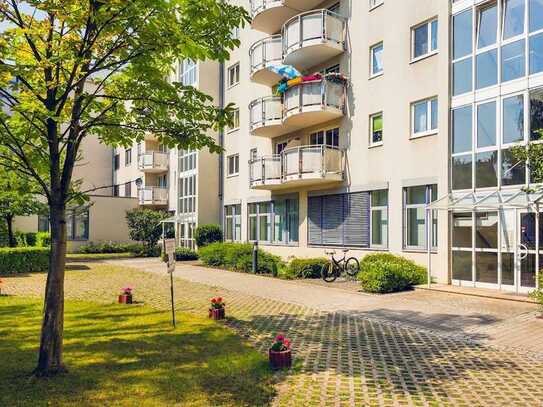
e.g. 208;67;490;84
0;297;276;407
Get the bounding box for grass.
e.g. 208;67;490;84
0;296;275;407
66;253;136;261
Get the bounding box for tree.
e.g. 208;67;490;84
194;224;222;247
0;169;45;247
0;1;248;376
125;208;167;253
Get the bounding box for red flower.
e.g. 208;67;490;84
217;297;223;303
211;298;217;303
276;334;285;342
283;339;291;348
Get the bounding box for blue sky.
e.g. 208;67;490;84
0;3;46;32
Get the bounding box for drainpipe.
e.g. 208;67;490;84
218;60;225;230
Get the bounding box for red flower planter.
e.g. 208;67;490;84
269;349;292;370
118;294;133;304
209;307;225;320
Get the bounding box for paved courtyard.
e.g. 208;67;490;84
3;259;543;406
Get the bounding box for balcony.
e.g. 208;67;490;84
249;35;283;86
283;78;346;128
138;151;169;173
249;145;345;190
139;187;168;206
283;10;346;71
249;96;292;138
249;0;324;34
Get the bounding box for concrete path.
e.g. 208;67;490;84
106;258;542;357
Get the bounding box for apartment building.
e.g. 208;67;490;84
220;0;450;283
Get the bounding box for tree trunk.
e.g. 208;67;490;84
34;202;68;376
6;215;16;248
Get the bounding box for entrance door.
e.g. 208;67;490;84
517;211;539;292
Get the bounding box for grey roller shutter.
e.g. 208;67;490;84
308;196;323;245
343;192;370;247
322;194;344;245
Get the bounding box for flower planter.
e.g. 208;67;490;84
269;349;292;370
209;307;225;320
118;294;133;304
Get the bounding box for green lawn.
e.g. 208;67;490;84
66;252;136;261
0;296;274;407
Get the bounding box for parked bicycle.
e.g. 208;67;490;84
320;249;360;283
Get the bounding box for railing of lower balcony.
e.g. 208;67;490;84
138;151;169;171
249;145;344;188
138;187;168;205
249;0;284;18
283;9;346;57
249;96;283;132
283;78;345;117
250;35;282;75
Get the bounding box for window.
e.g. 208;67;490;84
371;190;388;248
114;154;120;170
452;105;473;190
502;39;526;81
158;174;167;188
452;10;473;95
275;143;286;154
404;185;437;250
225;204;242;242
179;59;197;86
529;32;543;74
38;214;49;233
530;0;543;32
369;113;383;146
325;64;340;74
179;149;197;173
503;94;524;144
412;97;438;137
249;200;298;244
125;148;132;166
227;154;239;176
476;49;498;89
229;108;240;132
477;2;498;49
370;43;383;77
310;128;339;147
369;0;383;9
228;63;240;88
124;182;132;197
65;209;89;241
250;148;258;161
503;0;525;40
412;18;438;60
179;174;197;215
477;101;497;148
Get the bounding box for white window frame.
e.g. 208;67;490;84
403;184;438;252
227;63;240;88
369;0;383;11
179;59;198;86
411;97;438;138
411;17;439;62
227;154;239;177
370;42;384;78
224;204;242;242
369;112;383;147
370;190;389;249
228;108;240;133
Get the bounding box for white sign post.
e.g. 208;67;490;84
163;238;176;327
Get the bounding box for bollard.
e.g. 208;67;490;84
252;240;259;274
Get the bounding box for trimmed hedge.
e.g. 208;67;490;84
194;224;223;247
358;253;427;293
175;247;198;261
78;242;160;257
281;258;328;279
15;232;37;247
0;247;49;275
198;242;282;274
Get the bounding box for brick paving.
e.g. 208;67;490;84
3;261;543;406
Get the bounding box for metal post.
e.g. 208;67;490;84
537;203;540;290
252;240;259;273
170;269;176;328
427;207;432;289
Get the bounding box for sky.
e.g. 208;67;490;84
0;3;46;32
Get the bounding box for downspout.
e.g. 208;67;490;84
218;60;225;230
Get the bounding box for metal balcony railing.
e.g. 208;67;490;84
283;78;345;117
138;151;169;171
249;96;283;131
249;35;282;75
138;187;168;205
249;0;285;18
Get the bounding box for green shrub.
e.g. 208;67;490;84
530;272;543;312
175;247;198;261
0;247;49;275
15;232;37;247
36;232;50;248
198;242;282;274
78;241;160;257
358;253;427;293
194;224;223;247
283;258;328;279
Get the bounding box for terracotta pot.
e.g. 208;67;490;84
269;349;292;370
118;294;133;304
209;307;225;320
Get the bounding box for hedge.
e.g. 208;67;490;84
78;242;160;257
15;232;37;247
358;253;427;293
36;232;51;248
0;247;49;275
280;258;328;279
530;273;543;312
198;242;282;274
194;224;223;247
175;247;198;261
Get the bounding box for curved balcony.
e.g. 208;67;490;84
283;10;346;71
249;35;283;86
283;79;346;128
139;187;168;206
249;96;291;138
250;0;324;34
138;151;169;173
249;145;345;190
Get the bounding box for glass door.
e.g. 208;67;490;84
517;211;539;293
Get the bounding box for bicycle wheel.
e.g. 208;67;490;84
321;262;339;283
300;264;314;279
345;257;360;277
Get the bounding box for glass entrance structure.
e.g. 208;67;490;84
430;190;543;293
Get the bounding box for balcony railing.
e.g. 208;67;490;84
138;187;168;206
138;151;169;172
249;145;345;189
249;96;284;137
249;0;297;35
249;35;283;85
283;9;346;70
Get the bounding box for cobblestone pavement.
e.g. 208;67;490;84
3;261;543;407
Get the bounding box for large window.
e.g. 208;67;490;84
403;185;437;250
412;18;438;60
179;149;197;173
248;198;298;244
179;59;197;86
310;127;339;147
370;190;388;248
224;204;242;242
370;42;383;77
179;174;196;215
412;97;437;137
38;209;89;241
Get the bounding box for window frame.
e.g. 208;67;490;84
227;62;240;88
411;97;438;138
224;204;242;242
227;154;240;177
179;59;198;87
247;199;299;246
403;184;438;252
125;148;132;166
228;108;240;133
369;42;384;78
370;190;389;249
369;112;383;147
411;17;439;62
369;0;384;11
